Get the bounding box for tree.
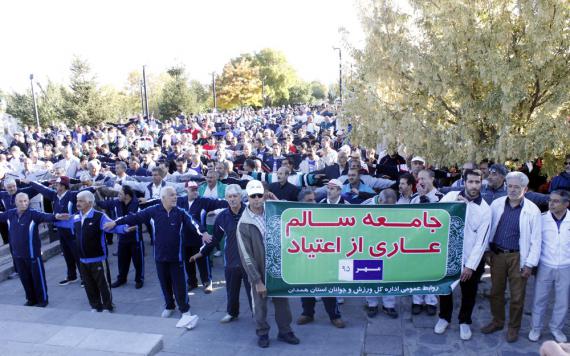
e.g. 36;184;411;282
251;48;298;106
158;65;199;119
345;0;570;168
310;81;328;102
288;81;312;105
217;58;262;110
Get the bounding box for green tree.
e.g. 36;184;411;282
5;91;34;124
288;81;312;105
217;58;262;110
310;81;328;102
251;48;298;106
158;66;198;119
345;0;570;167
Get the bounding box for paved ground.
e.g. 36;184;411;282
0;238;567;355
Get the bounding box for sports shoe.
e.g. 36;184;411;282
135;281;144;289
426;305;437;316
277;332;300;345
176;311;198;329
213;250;222;257
184;314;199;330
528;328;541;342
367;306;379;318
203;282;213;294
8;272;19;279
161;309;174;318
91;308;98;313
24;300;37;306
296;315;314;325
383;307;398;319
331;318;346;328
257;334;269;348
551;330;567;343
459;324;472;340
111;280;126;288
59;277;78;286
434;318;449;334
220;314;237;323
80;281;85;288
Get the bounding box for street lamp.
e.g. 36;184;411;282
332;47;342;104
142;66;149;119
29;74;41;131
210;72;217;111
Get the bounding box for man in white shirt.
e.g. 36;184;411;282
528;190;570;343
55;146;80;178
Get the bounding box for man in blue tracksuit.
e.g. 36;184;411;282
105;186;204;329
60;190;129;312
29;176;84;285
0;192;68;307
96;185;145;289
178;181;228;292
189;184;252;323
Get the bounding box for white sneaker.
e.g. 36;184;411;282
220;314;236;323
551;330;567;343
213;250;222;257
459;324;472;340
176;312;199;329
528;328;541;342
91;309;98;313
337;297;345;304
161;309;174;318
434;318;449;334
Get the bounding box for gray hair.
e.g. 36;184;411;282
80;172;92;182
378;189;398;203
160;186;176;199
76;190;95;204
225;184;242;197
115;161;127;171
4;178;16;187
15;192;29;200
505;171;529;187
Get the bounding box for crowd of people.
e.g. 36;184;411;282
0;104;569;353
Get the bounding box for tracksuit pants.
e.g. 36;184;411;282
59;228;81;280
225;266;252;317
184;245;211;287
116;240;144;283
14;257;48;305
439;259;486;324
156;260;189;313
80;260;113;311
301;297;341;320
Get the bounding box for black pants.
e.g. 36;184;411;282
116;239;144;283
301;297;341;320
224;266;252;317
439;259;486;324
14;257;48;305
156;260;189;313
184;245;211;287
80;260;113;311
0;221;8;245
59;228;81;280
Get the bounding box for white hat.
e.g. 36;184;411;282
411;156;426;164
245;180;264;196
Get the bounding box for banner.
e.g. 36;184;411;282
265;201;466;297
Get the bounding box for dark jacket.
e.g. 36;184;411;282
269;181;300;201
116;205;202;262
202;205;245;268
0;208;56;258
97;198;142;243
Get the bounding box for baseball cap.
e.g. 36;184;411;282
489;164;508;176
185;181;198;188
327;179;343;188
245;180;264;196
411;156;426;164
56;176;70;189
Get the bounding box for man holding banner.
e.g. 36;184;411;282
435;169;491;340
237;180;299;348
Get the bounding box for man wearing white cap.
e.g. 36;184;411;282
237;180;299;348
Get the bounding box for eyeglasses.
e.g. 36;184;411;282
249;194;264;199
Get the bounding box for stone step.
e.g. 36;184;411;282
0;238;61;282
0;304;163;356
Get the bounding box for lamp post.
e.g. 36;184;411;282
332;47;342;104
29;74;41;131
210;72;217;111
139;80;145;116
142;66;149;119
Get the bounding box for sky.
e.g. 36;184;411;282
0;0;365;92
